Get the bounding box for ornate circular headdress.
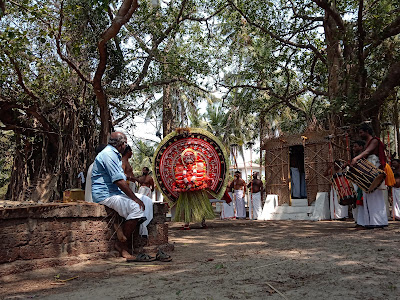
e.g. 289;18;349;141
153;128;229;205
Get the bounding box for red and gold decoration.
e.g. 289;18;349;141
153;128;229;223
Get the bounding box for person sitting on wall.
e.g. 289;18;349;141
91;132;154;262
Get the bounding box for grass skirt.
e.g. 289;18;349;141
173;190;215;223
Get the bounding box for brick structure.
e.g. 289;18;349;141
0;202;171;272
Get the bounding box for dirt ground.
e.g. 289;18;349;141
1;219;400;300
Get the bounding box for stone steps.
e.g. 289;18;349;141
259;194;330;221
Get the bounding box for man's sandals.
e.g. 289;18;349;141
156;250;172;262
127;253;156;262
126;250;172;263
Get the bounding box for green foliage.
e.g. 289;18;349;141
0;131;13;197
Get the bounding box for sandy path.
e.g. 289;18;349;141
1;220;400;300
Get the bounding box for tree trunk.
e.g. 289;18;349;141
162;83;174;137
394;94;400;157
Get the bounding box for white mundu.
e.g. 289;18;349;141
330;188;348;219
392;187;400;220
221;192;235;219
138;186;152;198
136;193;153;236
251;192;262;220
234;189;246;219
360;155;388;227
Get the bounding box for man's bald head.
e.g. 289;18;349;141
109;132;127;153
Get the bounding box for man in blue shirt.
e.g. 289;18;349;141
92;132;149;260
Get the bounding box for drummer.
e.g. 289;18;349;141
324;160;349;220
351;124;388;229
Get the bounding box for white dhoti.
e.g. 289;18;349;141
360;155;388;227
128;181;136;193
393;187;400;220
357;205;365;226
234;189;246;219
99;194;145;220
221;192;235;219
251;192;262;220
135;193;153;236
291;167;301;198
362;189;388;227
138;186;153;199
85;163;94;203
330;188;348;219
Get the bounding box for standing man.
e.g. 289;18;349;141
132;167;155;199
232;171;247;219
351;124;388;229
247;172;264;220
92;132;153;261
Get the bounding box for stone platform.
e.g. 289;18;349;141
0;202;171;275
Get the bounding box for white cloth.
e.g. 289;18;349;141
356;205;365;226
99;194;145;220
330;188;348;219
85;163;94;202
359;154;388;227
393;187;400;220
136;193;153;236
291;167;301;198
128;181;136;193
234;189;246;219
78;171;85;183
362;189;388;227
138;186;152;198
221;192;235;219
251;192;262;220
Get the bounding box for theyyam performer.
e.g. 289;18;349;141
153;128;229;229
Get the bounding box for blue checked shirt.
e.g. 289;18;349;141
91;145;126;203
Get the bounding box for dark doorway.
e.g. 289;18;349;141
289;145;307;199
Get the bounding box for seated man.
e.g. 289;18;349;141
91;132;151;261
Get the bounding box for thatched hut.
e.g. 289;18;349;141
261;130;348;206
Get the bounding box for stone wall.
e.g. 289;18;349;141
0;202;170;265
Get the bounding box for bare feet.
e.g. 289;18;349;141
115;241;134;259
114;223;127;242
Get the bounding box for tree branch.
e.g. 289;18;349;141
227;0;327;65
312;0;345;32
219;82;307;117
129;0;189;91
130;77;209;93
55;2;91;84
93;0;139;142
365;15;400;57
364;61;400;115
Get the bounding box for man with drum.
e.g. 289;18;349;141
351;124;388;229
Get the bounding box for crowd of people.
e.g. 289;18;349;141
82;124;400;261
